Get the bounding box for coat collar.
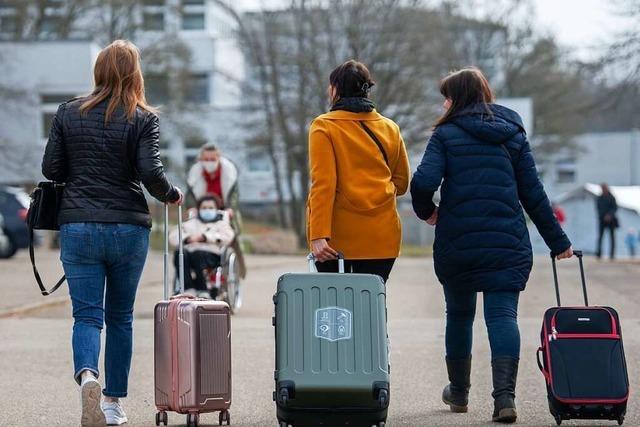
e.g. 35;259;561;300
316;109;384;121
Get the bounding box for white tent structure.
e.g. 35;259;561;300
529;183;640;257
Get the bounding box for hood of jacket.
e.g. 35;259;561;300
448;103;525;144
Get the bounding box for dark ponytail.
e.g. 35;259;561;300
329;60;375;105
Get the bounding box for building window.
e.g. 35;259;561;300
42;112;56;138
142;0;165;31
143;12;164;31
145;74;169;104
247;150;272;173
185;137;207;149
184;73;209;104
555;158;576;184
41;93;76;104
182;12;205;30
40;15;62;36
181;0;205;30
0;13;17;35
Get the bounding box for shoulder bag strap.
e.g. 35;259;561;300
360;121;390;167
29;227;65;296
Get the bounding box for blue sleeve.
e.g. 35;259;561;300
410;133;445;220
514;137;571;255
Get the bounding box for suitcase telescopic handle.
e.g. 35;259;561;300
550;250;588;307
164;204;185;300
307;252;345;273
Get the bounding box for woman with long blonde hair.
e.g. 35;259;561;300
42;40;182;426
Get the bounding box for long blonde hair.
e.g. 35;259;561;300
80;40;156;123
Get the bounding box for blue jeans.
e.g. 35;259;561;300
60;222;149;397
444;288;520;361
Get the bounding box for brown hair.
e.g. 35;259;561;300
329;60;375;105
434;67;495;128
198;194;224;210
80;40;156;124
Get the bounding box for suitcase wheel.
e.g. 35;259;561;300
618;415;625;425
155;411;168;426
377;422;386;427
218;409;231;426
187;413;199;427
279;422;288;427
377;389;389;408
554;414;562;426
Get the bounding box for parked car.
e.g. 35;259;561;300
0;186;30;259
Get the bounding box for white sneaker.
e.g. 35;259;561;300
102;401;128;426
80;378;106;427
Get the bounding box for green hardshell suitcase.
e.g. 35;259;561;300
273;254;390;427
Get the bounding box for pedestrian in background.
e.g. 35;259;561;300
307;60;411;283
625;228;636;258
187;143;239;211
410;67;572;423
596;183;618;260
552;202;566;226
42;40;182;427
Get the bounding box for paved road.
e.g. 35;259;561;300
0;250;638;426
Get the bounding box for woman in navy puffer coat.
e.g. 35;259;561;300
411;67;572;423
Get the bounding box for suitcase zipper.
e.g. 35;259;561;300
550;307;617;337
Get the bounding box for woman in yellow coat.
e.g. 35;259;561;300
307;60;410;282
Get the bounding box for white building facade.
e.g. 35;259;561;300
0;0;276;204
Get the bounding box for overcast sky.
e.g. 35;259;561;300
234;0;630;61
533;0;626;59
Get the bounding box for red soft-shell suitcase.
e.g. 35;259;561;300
537;251;629;426
154;204;232;427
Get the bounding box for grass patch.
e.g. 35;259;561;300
401;244;433;257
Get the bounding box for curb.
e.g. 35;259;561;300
0;296;68;319
0;258;300;319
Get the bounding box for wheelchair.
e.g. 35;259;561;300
173;243;242;313
205;244;242;313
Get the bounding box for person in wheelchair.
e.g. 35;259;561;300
170;195;235;299
186;142;247;280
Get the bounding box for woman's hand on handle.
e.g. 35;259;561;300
311;238;339;263
169;188;184;206
556;246;573;260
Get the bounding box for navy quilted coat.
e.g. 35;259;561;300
410;104;571;292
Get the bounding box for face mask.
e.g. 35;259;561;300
201;160;219;173
199;208;219;222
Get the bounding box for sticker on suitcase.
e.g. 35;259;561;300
315;307;352;342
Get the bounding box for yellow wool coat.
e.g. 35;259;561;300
306;109;411;259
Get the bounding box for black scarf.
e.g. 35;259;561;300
331;97;376;113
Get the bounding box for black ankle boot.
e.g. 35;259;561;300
442;357;471;413
491;357;518;423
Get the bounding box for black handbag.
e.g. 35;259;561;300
26;182;66;295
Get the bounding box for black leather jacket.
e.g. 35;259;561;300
42;97;179;228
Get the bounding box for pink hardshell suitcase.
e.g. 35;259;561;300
154;204;232;427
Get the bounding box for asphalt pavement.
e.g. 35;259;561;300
0;250;638;426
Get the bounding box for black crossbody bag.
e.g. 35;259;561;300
27;181;66;295
360;122;390;167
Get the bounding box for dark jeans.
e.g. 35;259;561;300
315;258;396;283
60;222;149;398
174;250;221;291
597;221;616;259
444;288;520;361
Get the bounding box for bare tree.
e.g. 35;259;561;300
215;0;513;244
